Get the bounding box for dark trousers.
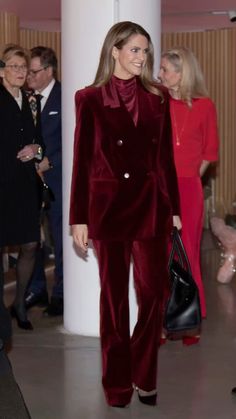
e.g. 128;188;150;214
28;200;63;299
93;237;168;406
47;201;63;297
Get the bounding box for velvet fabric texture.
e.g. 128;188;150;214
70;78;179;240
93;237;168;406
69;77;180;406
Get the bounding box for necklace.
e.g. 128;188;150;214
171;103;190;146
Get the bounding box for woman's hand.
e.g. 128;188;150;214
71;224;88;253
173;215;182;230
17;144;39;162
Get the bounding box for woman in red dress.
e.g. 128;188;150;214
158;46;219;344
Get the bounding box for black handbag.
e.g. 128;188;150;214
164;227;202;333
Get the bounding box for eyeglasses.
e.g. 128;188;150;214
28;66;48;77
5;64;28;72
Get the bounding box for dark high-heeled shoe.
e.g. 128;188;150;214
136;388;157;406
10;306;33;330
182;335;200;346
138;393;157;406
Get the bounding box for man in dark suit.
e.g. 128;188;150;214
26;47;63;316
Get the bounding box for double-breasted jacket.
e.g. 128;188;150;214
70;77;179;240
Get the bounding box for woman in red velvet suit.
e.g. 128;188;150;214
158;47;219;345
70;21;181;407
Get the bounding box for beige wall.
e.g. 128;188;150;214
0;12;19;45
0;12;61;79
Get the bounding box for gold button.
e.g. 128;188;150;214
117;139;123;146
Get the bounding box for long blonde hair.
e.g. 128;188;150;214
161;46;208;105
92;21;161;96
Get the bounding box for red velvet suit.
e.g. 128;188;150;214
70;77;179;405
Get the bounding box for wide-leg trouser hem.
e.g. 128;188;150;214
93;238;168;404
104;386;134;406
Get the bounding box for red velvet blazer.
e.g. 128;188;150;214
69;78;180;240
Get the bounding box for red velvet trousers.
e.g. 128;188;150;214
93;237;168;406
177;177;205;317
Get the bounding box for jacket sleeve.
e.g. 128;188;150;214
202;99;219;162
69;90;94;225
159;92;180;215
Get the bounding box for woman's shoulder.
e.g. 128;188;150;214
193;96;216;109
75;85;100;100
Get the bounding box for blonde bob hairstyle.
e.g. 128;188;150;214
92;21;161;96
1;44;29;67
161;46;208;105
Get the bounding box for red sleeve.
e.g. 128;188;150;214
202;98;219;161
69;89;94;225
159;91;180;215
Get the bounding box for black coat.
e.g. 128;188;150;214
0;84;44;246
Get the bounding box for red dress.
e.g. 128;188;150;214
170;97;219;318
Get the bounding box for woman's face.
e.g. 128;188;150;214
2;55;28;90
112;34;149;79
158;57;181;91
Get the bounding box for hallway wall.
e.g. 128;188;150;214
0;11;61;79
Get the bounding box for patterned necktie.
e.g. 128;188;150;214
27;92;42;125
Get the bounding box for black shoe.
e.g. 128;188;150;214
138;393;157;406
43;297;63;317
10;306;33;330
25;291;49;309
137;389;157;406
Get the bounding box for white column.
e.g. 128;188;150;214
62;0;161;336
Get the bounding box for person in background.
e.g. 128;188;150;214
0;59;12;343
26;46;63;316
70;21;181;408
0;45;44;330
158;46;219;345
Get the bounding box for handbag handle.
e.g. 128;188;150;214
168;227;192;275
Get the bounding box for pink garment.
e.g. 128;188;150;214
210;217;236;283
